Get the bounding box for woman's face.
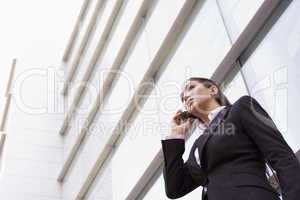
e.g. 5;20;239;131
181;80;217;114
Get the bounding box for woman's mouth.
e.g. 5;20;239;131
186;98;194;107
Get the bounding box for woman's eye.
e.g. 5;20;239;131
188;85;195;90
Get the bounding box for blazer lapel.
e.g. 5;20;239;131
196;105;232;169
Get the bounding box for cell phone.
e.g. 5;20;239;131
179;110;196;121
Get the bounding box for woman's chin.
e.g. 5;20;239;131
187;105;196;114
189;104;205;115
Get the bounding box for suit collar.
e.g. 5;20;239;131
203;104;231;133
197;105;227;130
208;105;227;121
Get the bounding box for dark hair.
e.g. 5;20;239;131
180;77;231;106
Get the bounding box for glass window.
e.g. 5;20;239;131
101;0;144;67
143;0;185;61
65;0;98;76
240;0;300;151
68;0;120;109
216;0;264;42
223;70;249;103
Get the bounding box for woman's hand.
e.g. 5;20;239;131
169;110;195;138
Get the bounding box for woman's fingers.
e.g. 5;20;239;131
183;117;194;128
172;110;183;125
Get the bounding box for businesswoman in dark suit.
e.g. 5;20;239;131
161;77;300;200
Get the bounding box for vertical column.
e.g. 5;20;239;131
1;58;16;131
0;58;17;170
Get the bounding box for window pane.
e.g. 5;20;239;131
217;0;264;42
223;70;248;103
68;0;122;110
240;0;300;151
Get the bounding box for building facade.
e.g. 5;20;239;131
0;0;299;199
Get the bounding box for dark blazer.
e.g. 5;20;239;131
161;95;300;200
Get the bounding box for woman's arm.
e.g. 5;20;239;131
161;139;207;199
238;95;300;200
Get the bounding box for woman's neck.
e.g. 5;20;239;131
194;101;220;125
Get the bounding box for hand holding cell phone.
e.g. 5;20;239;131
169;110;196;138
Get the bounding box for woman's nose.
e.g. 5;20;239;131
182;95;189;103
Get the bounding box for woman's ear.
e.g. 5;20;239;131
210;85;218;97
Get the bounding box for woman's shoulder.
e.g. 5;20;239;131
230;95;268;121
228;95;260;117
231;95;258;108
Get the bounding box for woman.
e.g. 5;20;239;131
161;77;300;200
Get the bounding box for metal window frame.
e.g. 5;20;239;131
1;59;16;132
62;0;92;62
0;132;6;172
5;59;17;97
0;94;12;132
211;0;286;83
0;59;16;164
215;0;251;95
59;0;126;135
62;0;110;96
0;132;6;155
